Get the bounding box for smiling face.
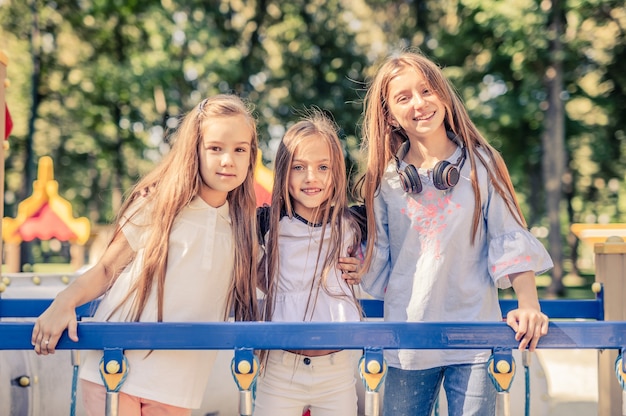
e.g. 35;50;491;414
198;114;254;207
387;66;447;140
288;135;333;223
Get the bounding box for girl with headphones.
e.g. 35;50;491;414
356;50;553;416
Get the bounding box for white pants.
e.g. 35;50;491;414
253;349;358;416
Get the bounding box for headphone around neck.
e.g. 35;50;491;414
395;130;466;194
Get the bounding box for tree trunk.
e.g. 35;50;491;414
543;0;566;297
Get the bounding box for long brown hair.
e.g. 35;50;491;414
262;109;361;322
358;51;526;270
108;94;259;323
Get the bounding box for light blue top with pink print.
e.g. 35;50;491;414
360;146;553;370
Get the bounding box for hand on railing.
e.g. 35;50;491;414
31;297;80;355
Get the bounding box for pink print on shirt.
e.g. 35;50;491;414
491;255;532;274
400;190;461;259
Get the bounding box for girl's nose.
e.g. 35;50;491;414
305;167;317;180
411;94;425;108
221;152;234;166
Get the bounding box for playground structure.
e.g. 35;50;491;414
2;156;91;273
1;51;626;416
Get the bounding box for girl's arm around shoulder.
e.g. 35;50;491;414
506;270;549;352
31;231;135;355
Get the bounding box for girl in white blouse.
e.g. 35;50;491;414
32;94;261;416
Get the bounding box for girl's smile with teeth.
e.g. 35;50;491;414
415;111;436;121
302;187;322;194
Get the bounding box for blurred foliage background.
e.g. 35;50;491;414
1;0;625;297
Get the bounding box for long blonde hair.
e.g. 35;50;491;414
109;94;259;322
358;51;526;270
262;109;361;322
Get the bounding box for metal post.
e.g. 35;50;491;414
231;347;259;416
359;348;386;416
595;236;626;416
487;348;515;416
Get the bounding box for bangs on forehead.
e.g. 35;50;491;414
386;63;429;91
201;114;255;141
295;132;330;151
292;134;334;165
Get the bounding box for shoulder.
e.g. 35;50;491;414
120;195;153;226
471;145;501;171
464;146;494;184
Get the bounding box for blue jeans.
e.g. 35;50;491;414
382;363;496;416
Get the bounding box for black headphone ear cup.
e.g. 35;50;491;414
401;164;422;193
432;161;460;190
398;170;411;193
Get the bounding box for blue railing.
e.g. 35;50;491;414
0;296;606;321
361;298;605;321
0;291;618;352
1;320;625;351
0;290;623;416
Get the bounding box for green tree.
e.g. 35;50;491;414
2;0;626;286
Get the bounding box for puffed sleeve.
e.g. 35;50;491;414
485;178;553;289
120;197;152;252
360;189;392;300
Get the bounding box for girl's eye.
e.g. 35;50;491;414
209;146;221;152
292;165;304;171
235;147;248;153
319;165;329;171
397;96;409;103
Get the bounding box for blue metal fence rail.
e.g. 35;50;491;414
0;292;621;416
361;298;605;321
1;320;625;351
0;298;98;319
0;297;606;321
0;293;612;350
